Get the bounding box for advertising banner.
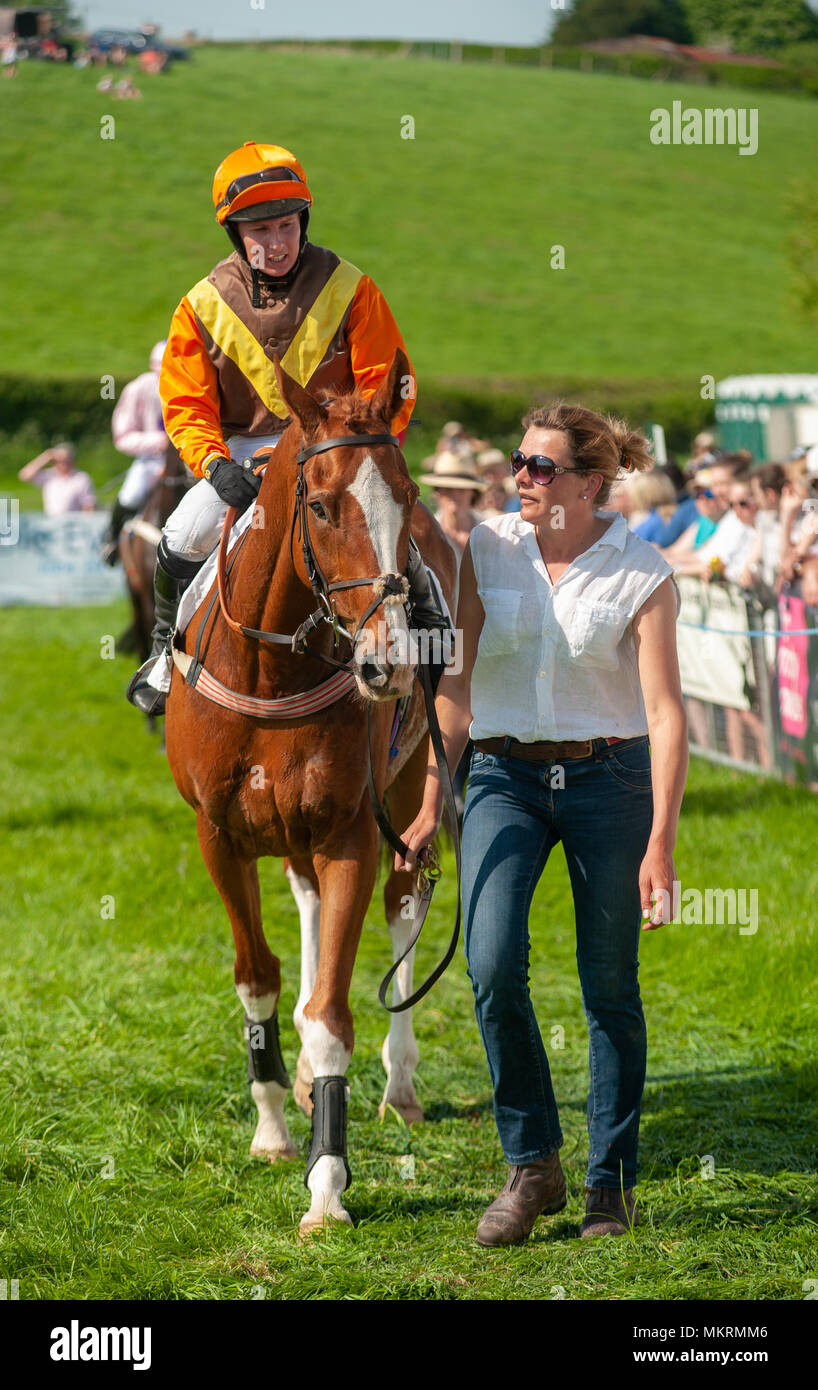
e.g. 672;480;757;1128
0;509;126;607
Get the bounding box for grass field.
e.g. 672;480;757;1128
0;601;815;1301
1;44;817;389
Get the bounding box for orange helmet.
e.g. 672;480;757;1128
212;141;312;226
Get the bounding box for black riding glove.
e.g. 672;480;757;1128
205;457;263;510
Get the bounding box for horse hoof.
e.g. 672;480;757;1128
293;1078;314;1118
379;1098;424;1126
250;1141;299;1162
297;1208;353;1242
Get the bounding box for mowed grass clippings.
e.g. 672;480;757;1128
0;603;816;1301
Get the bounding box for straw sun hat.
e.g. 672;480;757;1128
419;449;488;491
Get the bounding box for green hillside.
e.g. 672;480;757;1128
1;44;816;394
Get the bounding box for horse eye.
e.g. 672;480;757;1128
309;500;329;521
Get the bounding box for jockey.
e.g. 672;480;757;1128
128;140;448;714
101;340;169;565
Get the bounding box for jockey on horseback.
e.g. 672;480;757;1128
127;140;448;714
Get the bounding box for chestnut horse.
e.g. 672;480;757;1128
164;350;457;1237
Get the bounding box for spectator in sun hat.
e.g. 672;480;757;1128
419;449;488;564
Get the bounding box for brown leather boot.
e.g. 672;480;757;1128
580;1185;639;1238
476;1152;566;1247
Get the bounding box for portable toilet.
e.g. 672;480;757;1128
715;375;818;460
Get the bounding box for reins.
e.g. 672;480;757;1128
207;429;461;1011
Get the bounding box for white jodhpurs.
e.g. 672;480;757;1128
162;433;282;562
118;457;165;510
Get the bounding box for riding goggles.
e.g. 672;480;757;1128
509;449;586;487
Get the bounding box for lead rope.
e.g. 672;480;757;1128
371;663;462;1013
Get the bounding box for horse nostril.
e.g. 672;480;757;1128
359;659;389;688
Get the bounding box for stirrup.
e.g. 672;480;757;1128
126;653;167;714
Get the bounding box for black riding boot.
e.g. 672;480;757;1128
126;539;204;714
101;500;139;566
406;538;454;695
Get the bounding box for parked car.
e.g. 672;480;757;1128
89;29;189;60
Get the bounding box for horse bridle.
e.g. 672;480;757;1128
289;433;411;661
224;432;411;670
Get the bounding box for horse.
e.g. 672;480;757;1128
119;442;194;663
164;349;458;1237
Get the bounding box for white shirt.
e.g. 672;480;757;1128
32;468;97;517
468;509;680;742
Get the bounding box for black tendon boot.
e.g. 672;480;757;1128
101;500;139;566
406;537;455;695
126;539;204;714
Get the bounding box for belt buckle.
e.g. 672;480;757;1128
567;739;594;760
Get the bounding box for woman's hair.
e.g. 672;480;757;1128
624;468;678;516
753;462;787;496
520;402;654;507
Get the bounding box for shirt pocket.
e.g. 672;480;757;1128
566;598;632;669
477;587;523;658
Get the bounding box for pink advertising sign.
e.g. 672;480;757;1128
777;595;809;739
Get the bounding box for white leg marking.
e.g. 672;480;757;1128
234;985;296;1160
249;1081;297;1161
236;984;278;1022
299;1018;353;1235
381;905;422;1123
287;867;321;1111
286;868;320;1043
301;1016;351;1077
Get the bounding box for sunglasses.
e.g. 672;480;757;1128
731;498;753;510
695;488;714;499
509;449;585;487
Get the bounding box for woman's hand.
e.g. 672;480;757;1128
639;841;677;930
394;804;441;874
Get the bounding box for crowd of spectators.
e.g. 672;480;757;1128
607;440;818;610
419;419;818;611
418;422;818;777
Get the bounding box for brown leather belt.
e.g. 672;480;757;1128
474;735;635;763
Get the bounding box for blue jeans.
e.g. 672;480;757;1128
462;736;654;1189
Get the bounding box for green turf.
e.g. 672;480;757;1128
0;602;815;1300
1;45;816;388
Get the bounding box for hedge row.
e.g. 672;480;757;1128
329;38;818;98
0;373;713;457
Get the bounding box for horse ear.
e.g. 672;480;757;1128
273;355;326;437
368;347;412;429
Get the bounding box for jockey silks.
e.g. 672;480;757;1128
159;244;415;478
